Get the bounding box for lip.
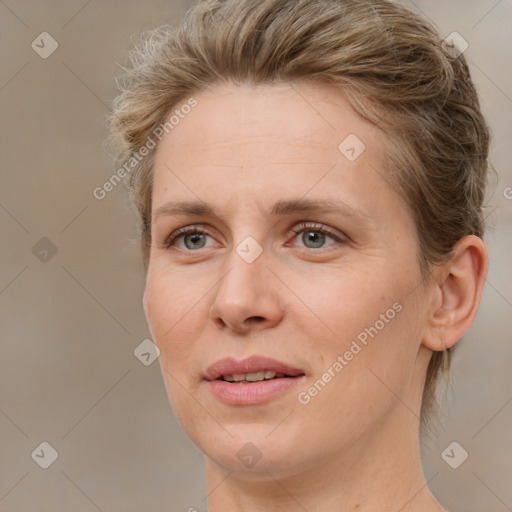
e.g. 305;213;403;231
204;355;306;406
204;355;305;381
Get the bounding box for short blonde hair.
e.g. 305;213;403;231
108;0;491;433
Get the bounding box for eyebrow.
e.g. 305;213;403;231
153;198;370;223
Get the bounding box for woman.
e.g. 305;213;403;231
109;0;490;510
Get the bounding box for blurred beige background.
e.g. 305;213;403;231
0;0;510;511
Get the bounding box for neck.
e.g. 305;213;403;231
204;405;446;512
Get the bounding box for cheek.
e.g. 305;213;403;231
144;274;208;427
296;308;418;445
294;261;420;413
143;271;203;371
296;262;397;346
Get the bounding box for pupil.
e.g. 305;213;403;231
303;231;325;248
185;233;206;249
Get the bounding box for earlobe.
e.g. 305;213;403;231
422;235;488;352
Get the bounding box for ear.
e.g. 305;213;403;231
422;235;488;351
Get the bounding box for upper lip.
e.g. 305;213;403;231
205;355;306;381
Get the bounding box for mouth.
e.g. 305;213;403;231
204;356;306;405
220;371;300;383
204;355;305;381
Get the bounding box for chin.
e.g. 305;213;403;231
206;449;301;480
199;426;307;477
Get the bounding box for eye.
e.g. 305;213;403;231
164;225;216;251
163;222;346;253
288;222;345;250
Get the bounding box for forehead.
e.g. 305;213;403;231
151;81;401;222
157;81;386;164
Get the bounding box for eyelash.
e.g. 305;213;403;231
163;222;346;252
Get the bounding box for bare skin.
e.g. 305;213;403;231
143;81;487;511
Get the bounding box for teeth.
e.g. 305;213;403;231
245;371;265;382
222;370;279;382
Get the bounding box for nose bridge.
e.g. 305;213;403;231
209;242;282;331
215;244;267;310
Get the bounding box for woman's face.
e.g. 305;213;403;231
144;82;433;477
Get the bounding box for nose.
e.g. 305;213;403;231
208;249;283;334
